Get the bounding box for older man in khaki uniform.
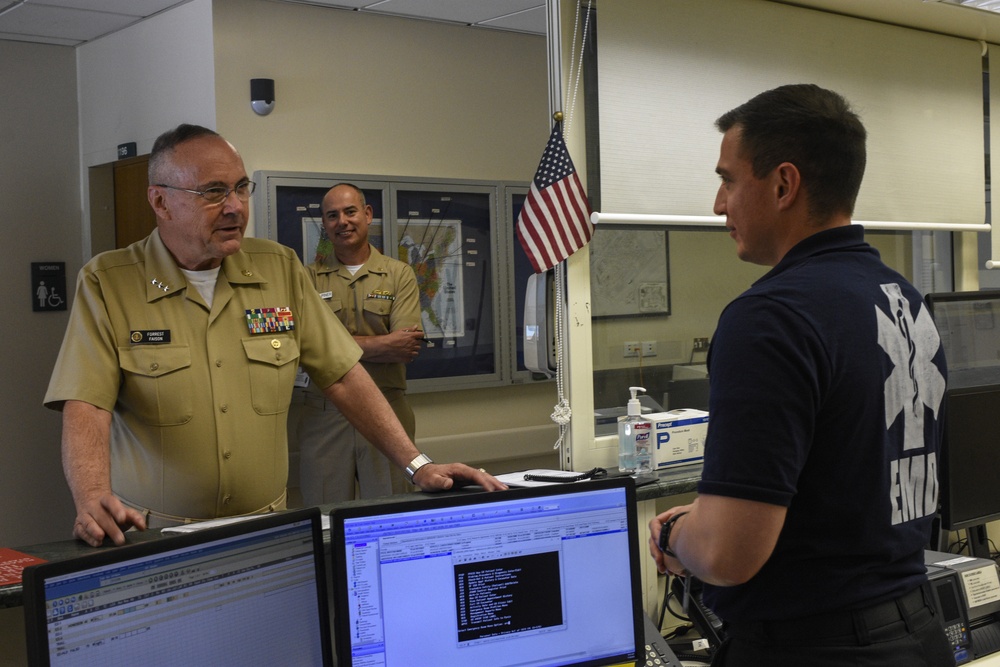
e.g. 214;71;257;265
296;183;424;503
45;125;503;547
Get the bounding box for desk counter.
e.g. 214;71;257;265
6;466;1000;667
0;465;703;611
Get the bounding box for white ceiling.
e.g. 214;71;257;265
0;0;548;47
3;0;1000;48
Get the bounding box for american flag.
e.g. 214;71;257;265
516;122;594;273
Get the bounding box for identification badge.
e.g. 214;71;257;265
319;291;333;300
130;330;171;344
246;307;295;334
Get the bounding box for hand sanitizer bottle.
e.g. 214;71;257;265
618;386;652;474
634;419;654;476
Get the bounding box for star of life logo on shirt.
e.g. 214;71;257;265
245;307;295;334
876;283;945;525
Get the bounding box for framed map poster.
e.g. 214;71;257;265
256;171;513;391
589;228;671;318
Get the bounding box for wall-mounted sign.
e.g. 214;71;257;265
117;142;137;159
32;262;67;312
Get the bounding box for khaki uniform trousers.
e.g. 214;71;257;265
297;388;415;504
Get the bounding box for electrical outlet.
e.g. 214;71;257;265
623;341;640;358
693;337;709;351
642;341;656;356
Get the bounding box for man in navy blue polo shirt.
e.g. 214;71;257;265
649;85;953;666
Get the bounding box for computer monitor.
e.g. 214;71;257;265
925;290;1000;390
329;478;644;667
937;386;1000;545
926;291;1000;556
22;508;332;667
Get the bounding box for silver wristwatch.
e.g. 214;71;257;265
404;453;433;483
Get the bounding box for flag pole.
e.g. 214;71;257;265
545;0;574;472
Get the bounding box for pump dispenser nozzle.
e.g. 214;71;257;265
627;386;646;416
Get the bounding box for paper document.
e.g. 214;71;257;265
161;513;330;534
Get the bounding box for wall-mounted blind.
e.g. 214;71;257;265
598;0;985;228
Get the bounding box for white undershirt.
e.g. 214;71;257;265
345;264;362;276
181;266;221;308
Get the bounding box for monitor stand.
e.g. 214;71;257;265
966;524;992;559
929;518;994;559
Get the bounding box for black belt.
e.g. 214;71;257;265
725;584;934;647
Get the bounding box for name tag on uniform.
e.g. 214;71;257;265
246;307;295;334
130;330;171;344
319;291;333;300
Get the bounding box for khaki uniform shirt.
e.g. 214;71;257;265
306;245;421;392
44;230;361;520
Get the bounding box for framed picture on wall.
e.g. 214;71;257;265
589;228;671;318
254;170;537;392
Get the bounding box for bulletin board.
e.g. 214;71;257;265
256;172;527;392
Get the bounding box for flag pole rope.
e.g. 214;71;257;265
564;0;592;135
551;261;571;451
550;0;591;456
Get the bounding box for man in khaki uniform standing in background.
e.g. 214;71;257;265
45;126;503;547
296;183;425;503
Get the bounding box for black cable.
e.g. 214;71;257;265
947;534;1000;561
663;589;691;623
663;624;695;641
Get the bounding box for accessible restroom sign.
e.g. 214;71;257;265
31;262;67;312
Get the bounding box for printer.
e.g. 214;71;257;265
926;550;1000;662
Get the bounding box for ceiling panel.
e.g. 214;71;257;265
0;0;546;46
31;0;178;13
5;0;1000;48
0;3;139;42
363;0;544;25
281;0;545;32
478;5;546;34
0;28;77;45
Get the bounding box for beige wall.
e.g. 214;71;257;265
3;0;978;548
590;229;916;374
0;40;80;547
2;0;555;550
76;0;216;170
591;231;767;373
212;0;550;199
207;0;558;468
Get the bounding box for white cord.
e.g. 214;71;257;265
551;262;571;450
550;1;592;455
565;0;592;135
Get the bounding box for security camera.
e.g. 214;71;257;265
250;78;275;116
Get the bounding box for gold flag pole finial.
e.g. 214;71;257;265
553;111;563;123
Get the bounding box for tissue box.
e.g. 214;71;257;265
647;409;709;469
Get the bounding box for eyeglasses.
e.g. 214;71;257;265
155;181;256;205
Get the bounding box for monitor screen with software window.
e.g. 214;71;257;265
329;477;644;667
925;290;1000;389
21;508;332;667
